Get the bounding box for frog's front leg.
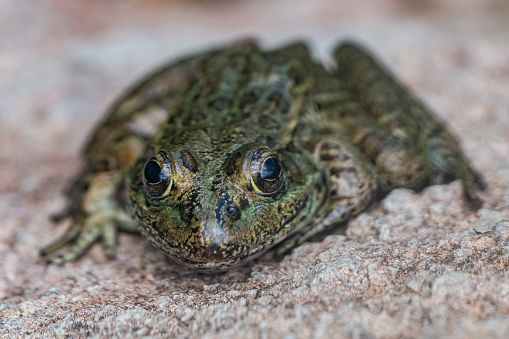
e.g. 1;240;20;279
41;171;138;264
278;135;378;253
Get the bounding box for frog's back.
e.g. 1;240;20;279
82;41;325;172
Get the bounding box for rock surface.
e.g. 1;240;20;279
1;0;509;337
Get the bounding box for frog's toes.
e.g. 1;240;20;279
40;223;81;257
466;192;483;209
429;170;447;185
46;222;104;264
462;176;485;209
465;185;484;208
48;228;102;265
429;168;486;208
41;214;121;264
101;221;118;259
474;171;487;190
49;204;75;223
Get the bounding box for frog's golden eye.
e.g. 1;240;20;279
249;148;285;196
143;152;173;199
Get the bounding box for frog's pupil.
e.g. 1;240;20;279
261;157;281;180
145;161;162;184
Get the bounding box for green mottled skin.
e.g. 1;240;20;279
42;41;485;270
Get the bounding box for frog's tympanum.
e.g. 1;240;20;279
42;41;485;270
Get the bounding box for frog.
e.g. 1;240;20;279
41;40;485;270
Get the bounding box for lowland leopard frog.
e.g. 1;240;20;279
42;41;485;270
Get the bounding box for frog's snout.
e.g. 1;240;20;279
181;217;250;265
191;222;229;259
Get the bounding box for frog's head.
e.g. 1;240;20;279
127;143;324;270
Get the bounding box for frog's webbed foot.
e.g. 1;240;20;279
41;218;112;265
426;129;486;208
475;172;487;190
49;206;73;224
41;172;138;264
458;169;486;208
41;209;136;264
431;170;484;208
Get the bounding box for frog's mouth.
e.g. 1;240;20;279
171;247;257;271
158;196;310;271
163;222;262;270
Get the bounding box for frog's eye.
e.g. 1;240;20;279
249;148;285;196
143;152;173;199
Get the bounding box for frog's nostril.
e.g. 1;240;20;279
180;204;194;223
225;205;240;221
